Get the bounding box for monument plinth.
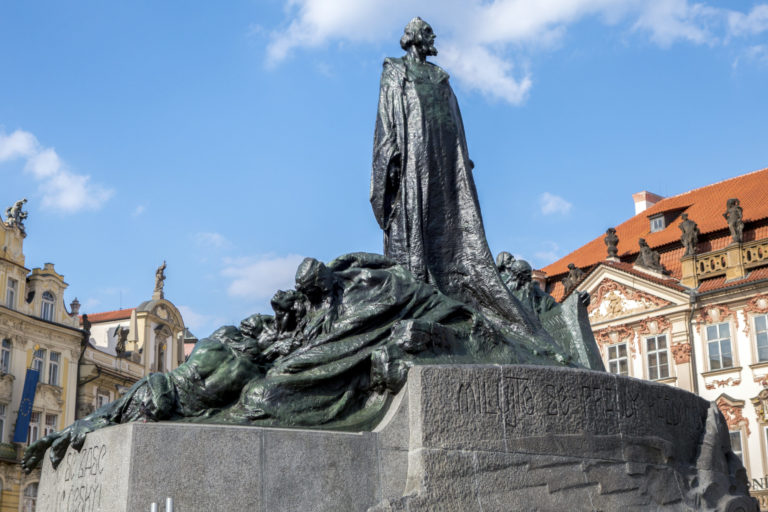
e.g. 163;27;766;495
38;365;754;511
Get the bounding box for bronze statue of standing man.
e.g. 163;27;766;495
370;17;537;335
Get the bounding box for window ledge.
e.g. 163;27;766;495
702;366;742;378
654;376;678;386
750;361;768;371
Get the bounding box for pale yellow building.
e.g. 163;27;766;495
77;265;187;420
0;200;82;512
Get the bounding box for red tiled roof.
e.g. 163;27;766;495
542;167;768;300
550;260;687;302
697;266;768;294
80;308;135;324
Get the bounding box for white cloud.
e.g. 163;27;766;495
222;253;305;300
728;5;768;37
132;205;146;217
264;1;768;104
0;130;37;160
193;232;232;250
539;192;572;215
632;0;719;47
0;129;113;213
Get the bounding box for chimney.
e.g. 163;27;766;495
632;191;664;215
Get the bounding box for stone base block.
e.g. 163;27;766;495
38;365;757;511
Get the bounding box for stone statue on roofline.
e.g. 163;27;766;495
562;263;585;295
154;261;166;299
604;227;619;259
635;238;665;273
4;198;28;235
724;198;744;244
679;213;700;257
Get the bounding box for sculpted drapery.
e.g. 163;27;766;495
370;50;539;337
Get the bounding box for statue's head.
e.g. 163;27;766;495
606;227;616;235
295;257;335;303
400;17;437;57
495;251;515;271
727;198;740;208
508;259;532;285
567;263;576;271
638;238;648;248
681;213;688;220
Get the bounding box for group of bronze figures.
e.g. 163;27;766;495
20;18;750;476
23;17;605;473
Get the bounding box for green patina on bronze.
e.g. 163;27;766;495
23;17;603;473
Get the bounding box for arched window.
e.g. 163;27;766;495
22;482;37;512
0;340;10;374
41;292;55;321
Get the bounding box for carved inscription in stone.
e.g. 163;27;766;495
58;444;107;512
426;366;709;464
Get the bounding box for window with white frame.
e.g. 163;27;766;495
22;482;37;512
0;339;10;374
730;431;744;464
44;414;57;436
646;335;670;380
755;314;768;362
27;411;40;444
40;291;54;321
707;322;733;370
650;215;665;232
48;351;60;386
607;343;629;376
31;349;45;375
5;278;17;309
0;403;6;442
97;392;110;409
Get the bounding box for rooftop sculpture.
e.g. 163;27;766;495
724;198;744;243
604;227;619;259
4;198;28;235
679;213;700;256
635;237;665;273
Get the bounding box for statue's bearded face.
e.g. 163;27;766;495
403;18;438;57
416;23;438;56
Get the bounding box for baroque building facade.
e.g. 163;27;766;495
77;263;189;420
539;167;768;509
0;201;82;512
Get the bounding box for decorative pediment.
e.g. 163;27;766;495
635;315;671;336
0;373;14;403
696;304;735;325
752;389;768;425
588;279;672;322
716;394;750;435
153;305;169;320
742;295;768;337
34;382;64;412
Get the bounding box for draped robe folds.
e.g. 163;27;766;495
370;57;541;339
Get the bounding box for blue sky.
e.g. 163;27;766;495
1;0;767;337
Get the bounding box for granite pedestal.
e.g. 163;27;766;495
37;365;756;511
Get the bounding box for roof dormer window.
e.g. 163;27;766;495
650;214;665;233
